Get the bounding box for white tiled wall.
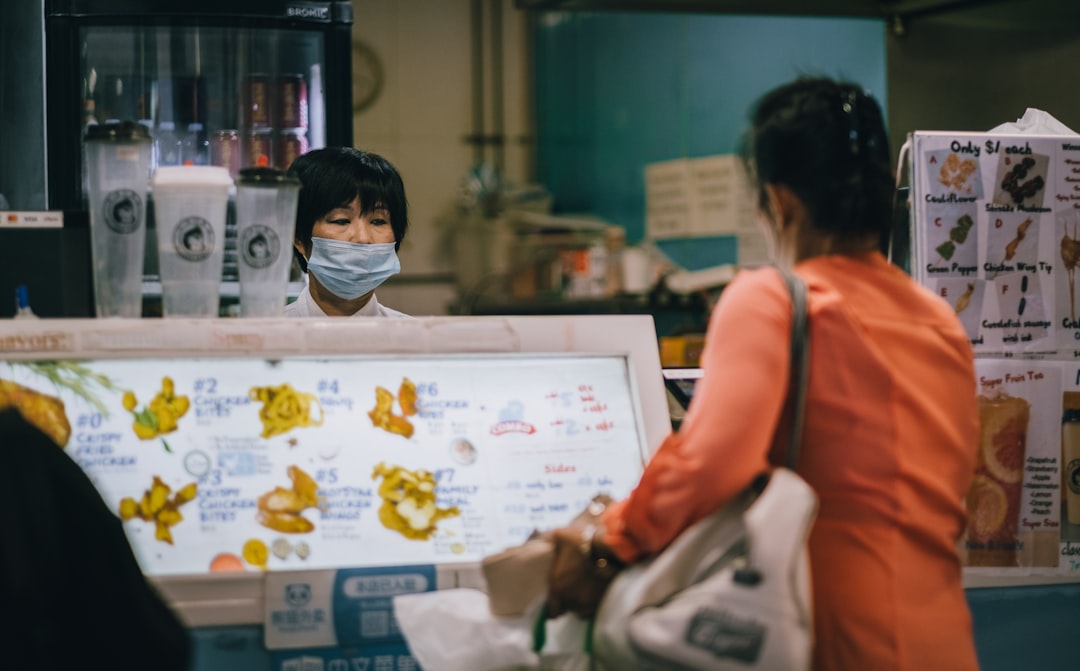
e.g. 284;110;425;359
351;0;532;315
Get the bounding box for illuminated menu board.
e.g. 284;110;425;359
4;354;646;575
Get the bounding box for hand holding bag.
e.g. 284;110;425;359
593;269;817;671
482;495;613;618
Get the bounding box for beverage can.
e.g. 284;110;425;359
244;129;273;169
278;73;308;130
277;130;309;171
243;74;271;128
210;129;242;179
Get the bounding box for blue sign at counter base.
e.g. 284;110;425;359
331;565;435;647
265;565;436;654
273;643;419;671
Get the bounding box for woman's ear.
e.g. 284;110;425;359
293;238;309;259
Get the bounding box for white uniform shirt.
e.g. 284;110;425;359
284;279;409;318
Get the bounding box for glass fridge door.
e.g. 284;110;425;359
81;24;329;190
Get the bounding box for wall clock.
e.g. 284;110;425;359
352;41;384;113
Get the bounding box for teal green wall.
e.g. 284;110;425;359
534;12;888;247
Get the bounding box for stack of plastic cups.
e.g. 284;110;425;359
84;121;153;318
233;167;301;316
150;166;234;317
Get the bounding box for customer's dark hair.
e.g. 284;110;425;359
742;77;893;242
288;147;409;267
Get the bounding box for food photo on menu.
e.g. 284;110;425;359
994;271;1050;345
993;151;1049;209
933;277;986;342
924;203;980;276
1058;209;1080;329
927;146;985;199
985;212;1038;278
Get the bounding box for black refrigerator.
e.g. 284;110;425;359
0;0;354;316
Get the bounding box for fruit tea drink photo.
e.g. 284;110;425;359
966;360;1062;569
968;390;1030;567
150;166;234;317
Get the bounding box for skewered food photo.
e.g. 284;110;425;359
993;152;1049;208
926;205;979;272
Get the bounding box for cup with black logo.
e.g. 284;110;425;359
85;121;152;317
1063;408;1080;528
234;167;300;316
150;166;233;317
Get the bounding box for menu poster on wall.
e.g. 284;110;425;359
913;133;1080;578
912;132;1080;355
0;354;647;576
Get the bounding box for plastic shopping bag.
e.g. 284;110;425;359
989;108;1078;135
393;588;592;671
394;588;541;671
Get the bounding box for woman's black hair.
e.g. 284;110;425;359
741;77;894;244
287;147;410;270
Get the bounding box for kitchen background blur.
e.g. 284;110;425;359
299;0;1080;319
3;0;1080;338
356;0;1080;358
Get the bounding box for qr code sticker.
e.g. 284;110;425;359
360;610;390;638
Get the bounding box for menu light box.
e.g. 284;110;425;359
3;353;648;576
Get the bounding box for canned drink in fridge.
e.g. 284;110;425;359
244;129;273;169
210;129;241;179
278;73;308;130
277;130;309;170
243;74;271;128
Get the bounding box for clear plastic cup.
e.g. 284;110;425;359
150;166;234;317
85;121;152;318
1063;409;1080;526
234;167;301;317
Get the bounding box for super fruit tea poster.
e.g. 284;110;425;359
0;355;645;576
967;360;1061;572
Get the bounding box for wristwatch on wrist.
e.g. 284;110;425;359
579;524;625;576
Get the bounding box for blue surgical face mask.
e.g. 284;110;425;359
306;237;400;300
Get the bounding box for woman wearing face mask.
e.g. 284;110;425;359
285;147;410;317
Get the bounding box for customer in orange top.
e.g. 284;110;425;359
546;76;980;670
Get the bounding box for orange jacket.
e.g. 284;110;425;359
604;253;979;671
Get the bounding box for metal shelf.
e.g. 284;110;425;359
141;280;306;299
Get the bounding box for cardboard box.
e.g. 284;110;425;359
659;334;707;367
